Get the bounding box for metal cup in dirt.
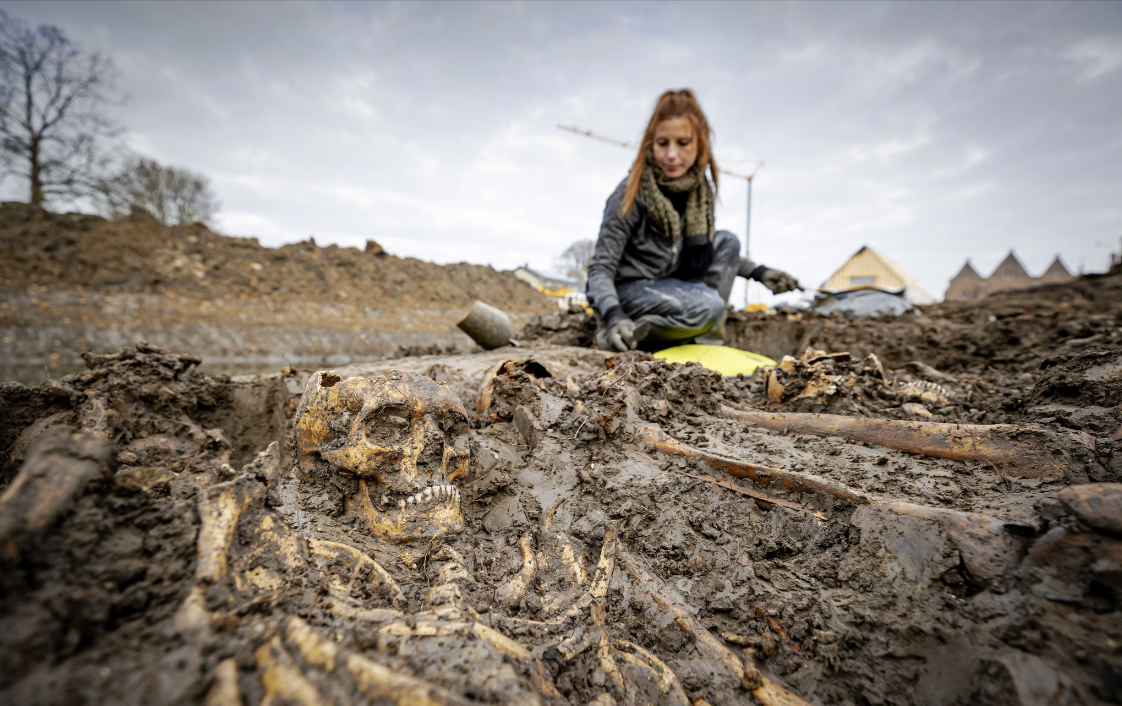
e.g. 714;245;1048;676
457;301;513;350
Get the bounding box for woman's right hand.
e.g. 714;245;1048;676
602;318;650;352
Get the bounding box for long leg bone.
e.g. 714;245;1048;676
637;424;870;504
720;406;1090;481
636;451;830;522
618;547;758;688
645;426;1031;589
618;547;812;706
881;502;1030;589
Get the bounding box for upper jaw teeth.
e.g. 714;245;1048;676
386;484;460;510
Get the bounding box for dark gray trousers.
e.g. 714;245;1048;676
615;230;741;342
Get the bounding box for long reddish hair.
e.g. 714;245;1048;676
620;89;718;216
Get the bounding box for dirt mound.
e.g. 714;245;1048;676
517;308;598;348
0;203;548;309
726;272;1122;372
0;203;555;376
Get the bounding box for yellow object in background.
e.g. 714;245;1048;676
653;344;776;377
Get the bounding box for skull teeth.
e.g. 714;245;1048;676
384;484;460;511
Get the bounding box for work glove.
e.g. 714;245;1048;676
601;318;649;352
760;268;800;294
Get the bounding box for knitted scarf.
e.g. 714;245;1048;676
640;154;715;247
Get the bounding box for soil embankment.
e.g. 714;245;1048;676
2;212;1121;704
725;273;1122;371
0;203;555;381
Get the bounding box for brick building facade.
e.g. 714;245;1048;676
945;251;1072;301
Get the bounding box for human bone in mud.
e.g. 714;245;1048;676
181;370;567;704
293;369;470;541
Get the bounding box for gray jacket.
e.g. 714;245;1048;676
586;177;755;326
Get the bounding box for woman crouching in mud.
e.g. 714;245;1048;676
587;89;800;352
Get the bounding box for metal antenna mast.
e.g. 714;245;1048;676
558;124;764;255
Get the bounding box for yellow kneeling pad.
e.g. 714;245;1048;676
652;344;776;377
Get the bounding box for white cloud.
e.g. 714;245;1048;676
1064;35;1122;82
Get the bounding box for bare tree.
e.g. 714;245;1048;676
0;11;120;207
555;238;595;289
98;156;219;225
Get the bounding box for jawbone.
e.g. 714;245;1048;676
348;479;465;541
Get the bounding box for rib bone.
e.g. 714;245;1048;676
618;547;812;706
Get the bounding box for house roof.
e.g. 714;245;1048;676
951;261;981;281
514;266;578;286
990;251;1029;279
821;246;935;304
1041;256;1071;279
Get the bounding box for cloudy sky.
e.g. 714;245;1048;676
4;1;1121;304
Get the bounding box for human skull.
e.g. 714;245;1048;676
293;370;469;541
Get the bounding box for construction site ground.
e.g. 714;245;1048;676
1;215;1121;705
0;203;555;384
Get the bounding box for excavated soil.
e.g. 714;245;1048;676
1;273;1121;706
0;203;555;381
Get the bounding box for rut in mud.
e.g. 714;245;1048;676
2;272;1121;706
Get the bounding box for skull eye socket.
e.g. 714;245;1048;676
441;413;470;452
364;404;411;447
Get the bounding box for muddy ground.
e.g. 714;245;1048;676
0;203;555;380
1;272;1121;706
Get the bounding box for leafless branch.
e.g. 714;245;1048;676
0;10;121;207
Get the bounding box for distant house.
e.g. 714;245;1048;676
513;265;585;300
820;246;935;305
945;251;1072;301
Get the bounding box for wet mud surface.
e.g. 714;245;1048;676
2;274;1121;706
